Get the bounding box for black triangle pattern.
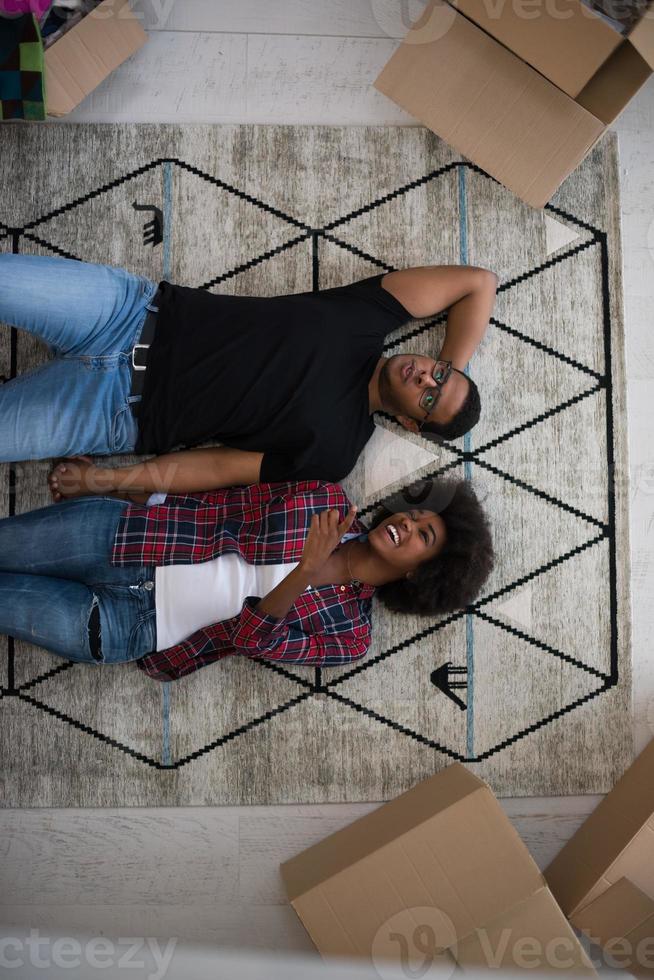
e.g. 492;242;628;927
0;159;619;769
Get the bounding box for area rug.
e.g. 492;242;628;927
0;123;632;806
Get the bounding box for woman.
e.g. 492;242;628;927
0;474;494;682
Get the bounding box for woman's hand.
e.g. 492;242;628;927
256;505;357;620
298;506;357;580
48;456;103;503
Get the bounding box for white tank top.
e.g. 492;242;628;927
154;555;300;650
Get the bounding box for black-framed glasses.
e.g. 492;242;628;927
418;359;453;431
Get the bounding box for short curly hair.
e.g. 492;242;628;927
421;373;481;442
370;480;494;616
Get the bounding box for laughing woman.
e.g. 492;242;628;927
0;474;493;682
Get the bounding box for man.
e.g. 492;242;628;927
0;253;497;491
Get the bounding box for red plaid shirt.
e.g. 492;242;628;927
111;481;375;682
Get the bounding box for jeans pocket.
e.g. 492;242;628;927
126;611;157;662
110;400;139;454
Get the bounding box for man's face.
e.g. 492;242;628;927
379;354;470;433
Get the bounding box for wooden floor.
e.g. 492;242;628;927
2;0;654;953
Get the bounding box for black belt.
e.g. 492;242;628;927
130;286;163;410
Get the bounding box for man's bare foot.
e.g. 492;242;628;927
48;456;102;503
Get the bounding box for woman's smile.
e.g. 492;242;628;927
386;523;401;546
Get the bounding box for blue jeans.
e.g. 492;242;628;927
0;497;157;665
0;253;159;462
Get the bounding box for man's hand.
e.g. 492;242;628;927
382;265;498;369
298;506;357;581
48;458;152;504
49;456;100;502
48;446;264;502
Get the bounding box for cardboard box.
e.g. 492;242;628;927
545;739;654;920
452;0;621;98
572;878;654;978
44;0;147;117
281;764;597;975
373;0;654;208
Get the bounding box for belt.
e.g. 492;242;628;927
130;286;163;411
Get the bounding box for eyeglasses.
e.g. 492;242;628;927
418;360;453;432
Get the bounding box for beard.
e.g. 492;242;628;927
378;358;401;415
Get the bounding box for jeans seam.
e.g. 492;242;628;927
59;279;159;361
124;300;151;355
128;280;160;355
60;353;125;366
127;608;156;660
110;359;141;451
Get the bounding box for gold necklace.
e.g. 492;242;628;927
345;542;361;585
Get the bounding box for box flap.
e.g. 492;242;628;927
374;0;605;208
629;13;654;68
44;0;147;117
283;769;546;961
545;740;654;919
281;763;484;902
573;877;654;942
573;878;654;978
576;41;653;124
452;0;621;98
578;815;654;912
456;885;597;975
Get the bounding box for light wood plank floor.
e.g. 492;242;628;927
2;0;653;953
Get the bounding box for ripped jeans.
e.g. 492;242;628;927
0;497;156;664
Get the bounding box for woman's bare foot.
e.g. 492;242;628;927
48;456;103;503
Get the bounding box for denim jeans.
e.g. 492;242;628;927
0;497;157;665
0;253;159;462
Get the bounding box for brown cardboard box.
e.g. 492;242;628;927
452;0;621;98
373;0;654;208
44;0;147;117
545;739;654;920
281;764;597;975
572;878;654;978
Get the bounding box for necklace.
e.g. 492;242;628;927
345;542;361;585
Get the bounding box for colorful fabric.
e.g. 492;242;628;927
0;12;46;120
111;481;375;681
0;0;52;17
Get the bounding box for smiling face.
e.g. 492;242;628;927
368;507;446;577
379;354;470;432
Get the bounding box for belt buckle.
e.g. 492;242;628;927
132;344;149;371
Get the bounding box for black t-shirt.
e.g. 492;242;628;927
134;274;410;481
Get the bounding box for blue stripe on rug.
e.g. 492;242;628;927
161;160;173;767
163;160;173;281
458;164;475;760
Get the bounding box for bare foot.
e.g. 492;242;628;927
48;456;100;503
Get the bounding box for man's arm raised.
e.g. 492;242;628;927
48;447;264;502
381;265;498;370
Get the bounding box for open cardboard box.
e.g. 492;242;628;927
44;0;147;117
281;763;596;975
544;738;654;977
574;878;654;978
374;0;654;208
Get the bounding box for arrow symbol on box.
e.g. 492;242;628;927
430;662;467;711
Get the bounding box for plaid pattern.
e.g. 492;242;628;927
111;482;375;682
0;13;45;121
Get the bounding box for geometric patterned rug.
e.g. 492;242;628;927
0;123;632;806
